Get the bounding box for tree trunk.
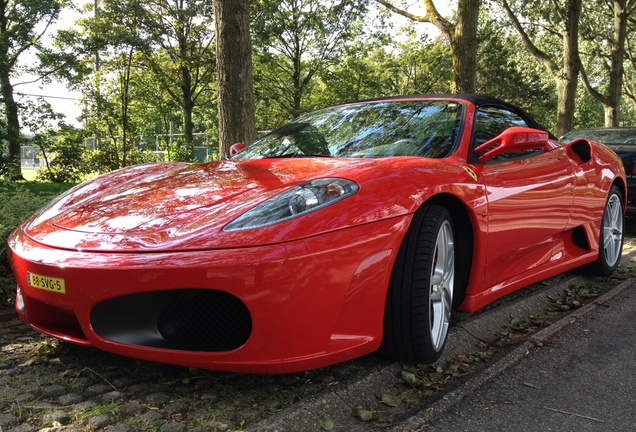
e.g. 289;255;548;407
214;0;256;158
555;76;578;137
178;24;195;161
120;50;132;167
579;0;626;127
604;105;618;126
606;0;626;126
555;0;581;137
377;0;480;95
452;0;479;93
181;63;195;161
0;69;24;180
499;0;581;138
182;95;195;160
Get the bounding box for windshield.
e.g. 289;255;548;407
234;100;464;159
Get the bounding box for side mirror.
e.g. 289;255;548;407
475;127;550;162
230;142;247;156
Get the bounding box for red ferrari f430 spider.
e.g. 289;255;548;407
8;95;626;373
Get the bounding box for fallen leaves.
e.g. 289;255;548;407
548;283;602;311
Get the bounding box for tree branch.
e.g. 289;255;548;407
374;0;430;23
497;0;559;76
422;0;454;36
579;61;609;105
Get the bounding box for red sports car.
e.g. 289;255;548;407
8;95;626;373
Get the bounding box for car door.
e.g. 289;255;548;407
473;106;575;287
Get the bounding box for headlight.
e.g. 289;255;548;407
223;178;359;231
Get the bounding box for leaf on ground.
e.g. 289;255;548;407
352;406;373;421
18;359;35;367
377;393;401;407
401;370;421;387
320;417;335;430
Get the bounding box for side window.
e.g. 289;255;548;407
473;107;542;162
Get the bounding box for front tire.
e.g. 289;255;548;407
380;205;455;364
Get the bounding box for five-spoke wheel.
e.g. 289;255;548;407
590;185;624;276
381;204;455;364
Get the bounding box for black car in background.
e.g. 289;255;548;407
561;127;636;214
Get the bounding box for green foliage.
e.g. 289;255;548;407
252;0;369;120
476;11;557;131
0;0;67;59
0;0;72;178
35;127;91;183
319;417;335;430
572;88;605;130
0;182;73;306
84;142;122;174
84;143;160;174
168;138;193;162
312;29;453;113
548;283;602;311
0;152;12;180
352;406;373;421
63;0;216;161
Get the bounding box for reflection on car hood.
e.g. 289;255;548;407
22;159;367;252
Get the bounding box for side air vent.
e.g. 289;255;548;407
567;139;592;164
572;226;591;251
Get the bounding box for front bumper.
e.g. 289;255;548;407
9;216;410;373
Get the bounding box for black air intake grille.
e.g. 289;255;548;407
158;290;251;351
91;289;252;352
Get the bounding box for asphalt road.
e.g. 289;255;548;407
396;278;636;432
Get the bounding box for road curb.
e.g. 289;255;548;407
389;277;636;432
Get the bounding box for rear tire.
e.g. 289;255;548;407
588;185;624;276
380;205;455;364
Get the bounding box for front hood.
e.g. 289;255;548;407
23;159;372;252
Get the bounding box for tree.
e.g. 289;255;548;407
497;0;582;137
0;0;66;179
624;33;636;112
314;28;452;110
252;0;367;120
214;0;255;158
476;6;557;130
135;0;216;161
375;0;480;93
77;0;143;168
34;126;89;183
60;0;216;164
578;0;633;126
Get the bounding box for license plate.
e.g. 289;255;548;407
27;272;66;294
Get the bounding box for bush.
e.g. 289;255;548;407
0;183;72;307
35;127;90;183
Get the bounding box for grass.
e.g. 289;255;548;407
21;167;38;181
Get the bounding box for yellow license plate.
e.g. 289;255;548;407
27;272;66;294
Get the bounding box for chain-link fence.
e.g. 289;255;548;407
21;132;217;168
